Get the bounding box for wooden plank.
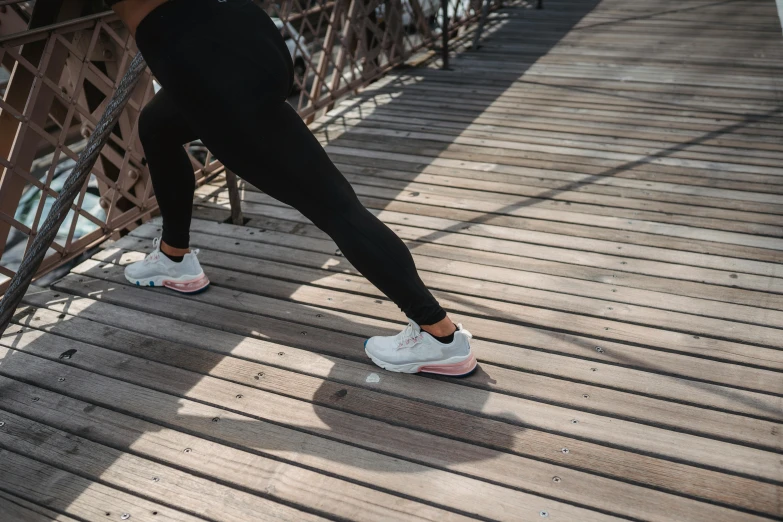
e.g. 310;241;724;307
363;75;783;115
380;71;783;114
404;90;783;123
341;84;783;135
313;172;783;245
327;131;783;192
325;154;783;223
0;449;202;522
350;86;783;130
405;63;783;101
132;215;783;394
78;249;783;377
81;247;783;437
325;133;783;190
314;164;783;239
324;141;783;205
349;75;783;113
474;48;783;70
331;162;783;235
320;106;783;183
0;334;621;522
333;98;783;146
203;181;783;291
44;273;783;477
324;109;783;158
132;221;783;332
191;206;783;313
29;260;783;405
26;268;783;428
116;225;783;372
195;206;783;310
13;301;783;518
324;109;783;166
0;410;326;522
332;94;778;145
3;319;777;522
351;89;783;135
0;376;475;522
224;179;783;263
453;63;781;93
328;140;780;205
0;491;79;522
196;192;783;294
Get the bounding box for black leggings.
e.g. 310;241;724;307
134;0;446;325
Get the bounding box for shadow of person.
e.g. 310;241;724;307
0;0;622;516
0;288;536;519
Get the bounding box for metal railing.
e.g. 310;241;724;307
0;0;503;308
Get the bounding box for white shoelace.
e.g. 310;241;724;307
143;237;163;264
396;321;425;349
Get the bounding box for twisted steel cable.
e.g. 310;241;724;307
0;51;147;334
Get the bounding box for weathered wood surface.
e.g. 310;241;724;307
2;0;782;520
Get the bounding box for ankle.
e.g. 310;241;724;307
160;240;190;257
421;318;457;338
161;250;184;263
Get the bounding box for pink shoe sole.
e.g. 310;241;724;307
418;353;478;377
163;274;211;294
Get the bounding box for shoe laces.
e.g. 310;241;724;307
143;237;163;263
396;321;425;349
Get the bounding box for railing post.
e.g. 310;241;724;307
440;0;449;69
324;0;360;114
307;0;345;124
224;169;244;226
536;0;542;9
472;0;490;49
409;0;433;41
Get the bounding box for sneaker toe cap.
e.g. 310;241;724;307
363;336;389;357
124;262;149;280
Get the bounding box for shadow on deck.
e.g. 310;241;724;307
1;0;782;520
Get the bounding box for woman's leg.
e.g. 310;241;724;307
127;87;210;293
132;0;474;374
137;88;198;250
221;103;449;327
136;2;449;327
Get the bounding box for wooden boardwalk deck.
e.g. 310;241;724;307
3;0;783;520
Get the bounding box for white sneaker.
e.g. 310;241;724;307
124;237;210;294
364;320;477;376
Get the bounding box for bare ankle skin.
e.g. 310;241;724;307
421;316;457;337
160;240;190;257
